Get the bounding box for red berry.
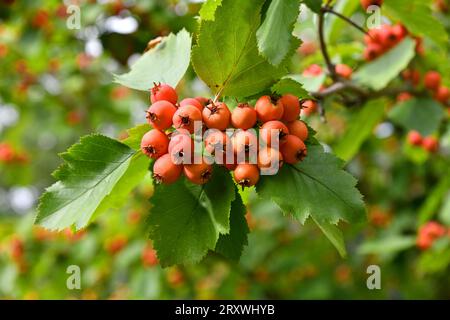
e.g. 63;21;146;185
260;120;289;147
231;103;257;130
204;130;230;155
363;43;383;61
150;83;178;104
279;95;300;122
392;24;407;39
417;221;447;250
434;86;450;104
397;92;413;102
233;164;260;187
407;130;422;146
146;101;177;130
231;130;258;159
257;147;283;175
255;96;284;122
140;129;169;159
303;64;323;77
379;26;400;48
335;64;353;79
195;96;210;107
202;102;231;130
142;246;158;267
301;100;317;116
168;132;194;164
424;71;442;91
152;154;182;184
0;143;15;162
280;135;307;164
422;136;439;153
179;98;204;113
183;158;213;185
286;120;309;141
402;69;421;86
360;0;383;10
172;105;202;133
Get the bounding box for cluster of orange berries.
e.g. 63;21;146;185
417;221;450;250
407;131;439;153
0;142;28;164
363;24;413;61
139;83;309;187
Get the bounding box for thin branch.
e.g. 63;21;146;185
318;7;337;81
323;7;368;36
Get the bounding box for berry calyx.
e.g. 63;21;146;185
255;95;284;123
231;103;257;130
202;102;231;130
146;100;177;130
286;120;309;142
279;95;301;122
168;132;194;164
231;130;258;158
183;158;213;185
140;129;169;159
260;120;289;147
204;130;230;155
173;105;202;133
179;98;204;113
233;164;260;188
280;135;307;164
424;71;441;91
407;130;422;146
150;83;178;105
152;154;182;184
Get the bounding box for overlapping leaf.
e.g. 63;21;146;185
148;167;235;266
36;134;149;230
114;29;191;91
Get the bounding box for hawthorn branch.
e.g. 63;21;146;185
318;6;337;81
322;7;369;36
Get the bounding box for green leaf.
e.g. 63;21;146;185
334;99;386;162
325;0;359;43
215;189;249;261
199;0;223;21
418;175;450;224
256;144;366;226
312;217;347;257
354;37;416;90
288;73;326;93
358;236;416;255
256;0;301;66
148;167;235;266
114;29;191;91
271;77;311;99
122;123;152;150
192;0;297;98
385;0;449;48
36;135;148;230
302;0;322;13
388;98;445;136
439;193;450;226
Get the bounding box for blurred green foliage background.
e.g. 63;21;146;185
0;0;449;299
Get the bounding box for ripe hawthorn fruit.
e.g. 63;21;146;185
301;100;317;116
424;71;441;91
260;120;289;147
231;103;257;130
173;105;202;133
146;100;177;130
407;130;422;146
360;0;383;10
195;96;210;107
233;164;260;188
183;157;213;185
202;102;231;130
204;130;230;155
279;95;301;122
433;86;450;104
286;120;308;142
335;64;353;79
168;132;194;164
231;130;258;158
397;92;413;102
255;95;284;122
280;135;307;164
141;129;169;159
422;136;439;153
150;83;178;105
152;154;182;184
257;147;283;175
179;98;204;112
